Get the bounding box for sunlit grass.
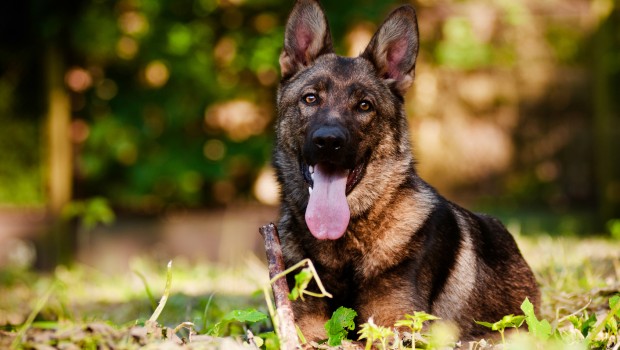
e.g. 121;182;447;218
0;235;619;348
0;255;269;329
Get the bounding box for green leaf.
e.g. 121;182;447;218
610;295;620;318
521;298;552;340
500;314;525;328
208;308;267;337
586;295;620;344
31;321;59;329
475;315;523;333
260;331;280;350
288;287;299;301
358;318;394;350
607;316;618;334
581;314;597;337
223;308;268;323
395;311;440;334
288;268;313;301
325;307;357;346
206;321;222;336
475;321;495;329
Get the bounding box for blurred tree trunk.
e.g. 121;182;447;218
592;6;620;226
46;47;72;216
36;46;76;269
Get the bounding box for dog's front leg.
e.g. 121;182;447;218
292;296;331;341
355;281;418;331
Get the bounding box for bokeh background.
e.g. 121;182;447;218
0;0;619;271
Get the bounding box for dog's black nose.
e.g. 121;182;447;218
312;126;347;152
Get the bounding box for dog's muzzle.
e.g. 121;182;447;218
300;123;368;240
303;124;356;169
300;122;367;195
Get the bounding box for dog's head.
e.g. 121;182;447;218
275;0;419;240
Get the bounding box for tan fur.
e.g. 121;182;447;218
431;209;477;320
273;0;540;342
351;186;436;279
355;277;416;328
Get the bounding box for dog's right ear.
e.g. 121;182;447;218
279;0;333;80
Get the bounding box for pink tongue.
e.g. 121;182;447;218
305;164;350;240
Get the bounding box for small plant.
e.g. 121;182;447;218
521;297;552;341
261;257;332;347
427;321;459;349
584;294;620;348
266;258;332;303
358;317;395;350
288;267;313;301
324;306;357;346
394;311;440;348
476;314;525;345
395;311;440;334
567;312;597;338
207;308;268;336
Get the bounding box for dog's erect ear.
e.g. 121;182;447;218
279;0;333;79
362;6;419;95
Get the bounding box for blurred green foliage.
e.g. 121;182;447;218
70;0;284;210
61;197;115;231
435;18;494;69
0;119;43;205
0;0;396;211
0;0;618;229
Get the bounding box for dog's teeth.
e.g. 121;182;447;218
309;165;314;174
308;187;313;195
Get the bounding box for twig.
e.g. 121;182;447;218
270;258;332;300
259;223;300;350
556;299;592;324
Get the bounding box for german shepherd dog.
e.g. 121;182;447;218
272;0;539;341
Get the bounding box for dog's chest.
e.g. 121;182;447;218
308;226;415;282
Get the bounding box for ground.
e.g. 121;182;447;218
0;218;619;349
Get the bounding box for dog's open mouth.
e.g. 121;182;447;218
301;160;366;195
300;158;367;240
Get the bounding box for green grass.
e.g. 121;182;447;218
0;235;619;349
0;255;271;348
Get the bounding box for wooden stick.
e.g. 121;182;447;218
259;223;300;350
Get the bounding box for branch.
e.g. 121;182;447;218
259;223;300;350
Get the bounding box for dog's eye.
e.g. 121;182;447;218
358;100;372;112
303;94;318;105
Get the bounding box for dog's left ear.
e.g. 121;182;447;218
362;6;419;96
280;0;333;80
